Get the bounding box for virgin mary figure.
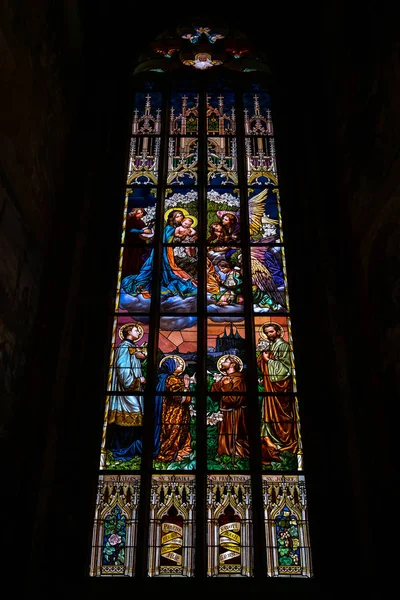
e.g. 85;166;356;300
121;209;198;299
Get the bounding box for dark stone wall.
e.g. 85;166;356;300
0;0;71;446
0;0;85;476
1;2;398;595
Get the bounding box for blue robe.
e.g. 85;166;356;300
121;223;197;298
106;339;144;461
153;357;177;457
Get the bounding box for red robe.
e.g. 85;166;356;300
211;370;249;459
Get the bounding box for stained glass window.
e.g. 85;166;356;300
90;22;313;580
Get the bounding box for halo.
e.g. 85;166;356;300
217;354;243;373
164;207;189;222
118;322;144;341
159;354;186;372
216;210;238;221
259;321;284;341
182;213;197;228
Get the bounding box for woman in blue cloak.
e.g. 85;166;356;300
121;209;198;299
154;355;192;462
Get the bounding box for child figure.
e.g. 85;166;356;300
207;221;225;245
173;216;197;257
211;260;243;306
173;217;197;243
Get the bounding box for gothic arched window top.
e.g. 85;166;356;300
134;19;271;75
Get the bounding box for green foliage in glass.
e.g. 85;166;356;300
102;506;126;566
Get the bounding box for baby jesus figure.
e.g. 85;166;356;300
173;216;197;257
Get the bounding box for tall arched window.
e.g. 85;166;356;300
90;20;312;580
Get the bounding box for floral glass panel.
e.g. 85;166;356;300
263;475;312;578
207;475;253;577
148;475;196;577
90;475;141;577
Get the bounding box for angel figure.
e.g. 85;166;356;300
248;188;280;243
215;187;279;245
237;247;287;311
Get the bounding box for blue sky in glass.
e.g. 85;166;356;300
207;91;235;118
133;91;162;114
170;91;199;119
243;90;271;116
126;187;157;210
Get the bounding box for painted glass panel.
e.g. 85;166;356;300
122;188;157;245
242;91;273;136
207;317;246;392
90;474;141;577
207;187;241;243
259;395;302;471
207;245;244;313
153;317;197;469
101;316;149;470
132;92;162;135
207;475;253;577
245;137;278;185
120;193;199;313
207;137;238;186
160;195;198;312
170;92;199;135
158;253;198;312
164;188;199;236
126;136;161;185
157;316;197;374
263;475;313;578
91;72;313;579
119;189;157;313
207;394;250;470
251;246;288;313
167;137;198;185
206;91;236;135
247;186;282;244
153;316;197;470
254;315;297;393
147;475;196;577
120;189;156;283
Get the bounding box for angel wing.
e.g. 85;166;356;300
251;255;286;308
248;188;279;237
